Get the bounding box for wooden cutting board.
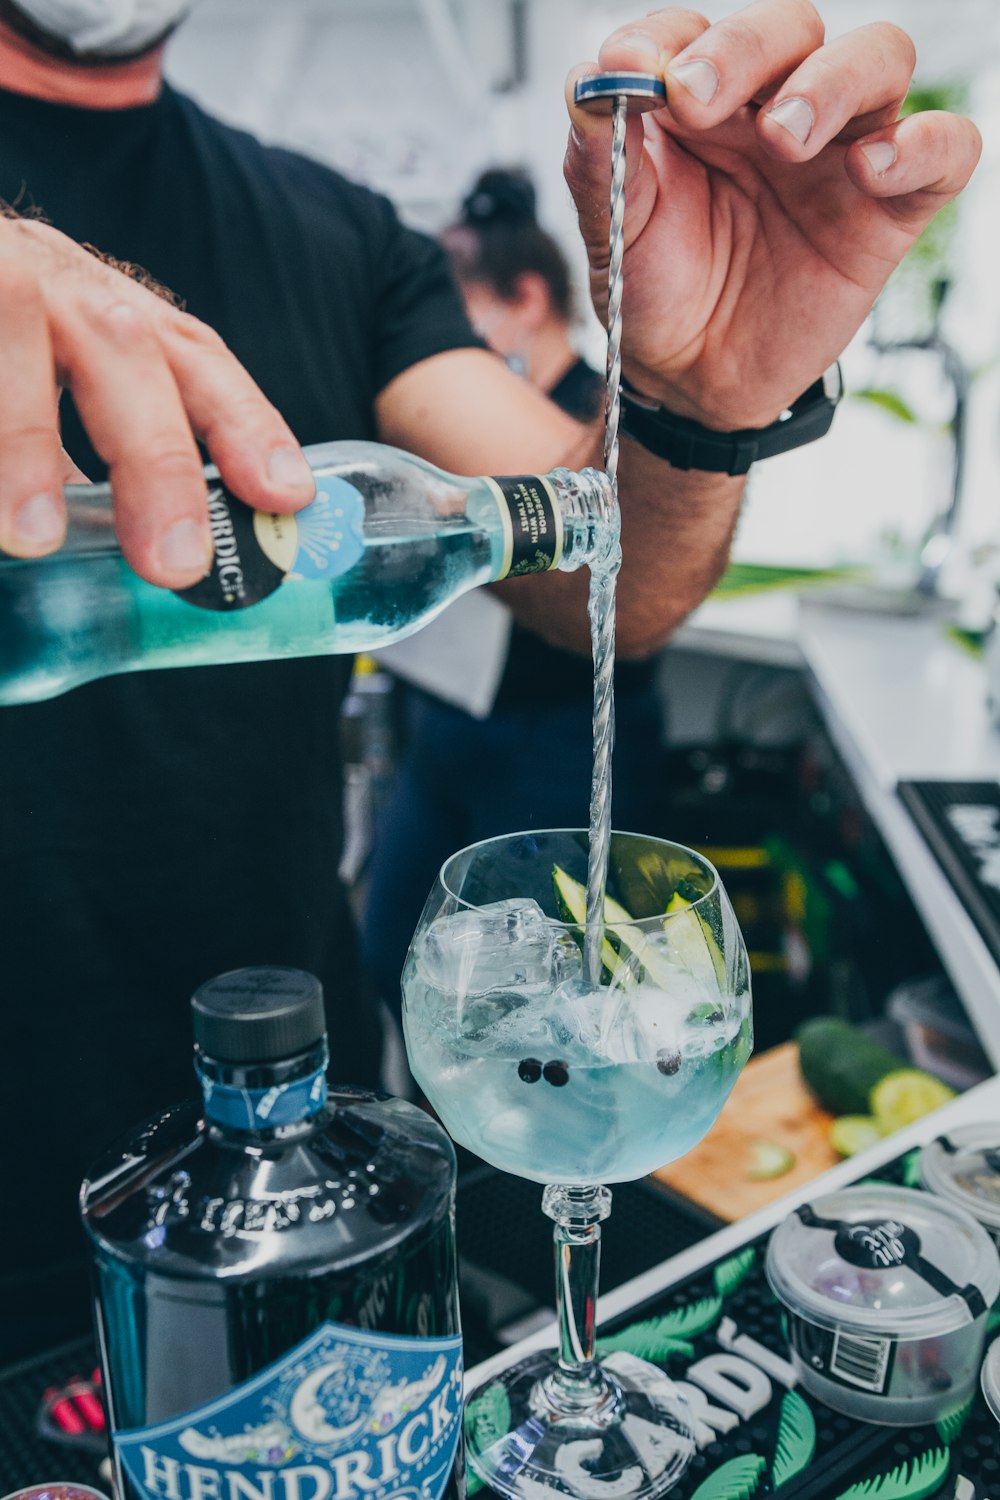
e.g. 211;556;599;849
653;1041;840;1221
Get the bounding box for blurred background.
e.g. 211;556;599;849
166;0;1000;579
168;0;1000;1183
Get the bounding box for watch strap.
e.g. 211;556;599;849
619;367;841;476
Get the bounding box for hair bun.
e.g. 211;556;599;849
461;169;537;228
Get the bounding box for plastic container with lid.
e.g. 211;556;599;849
919;1124;1000;1249
765;1184;1000;1424
983;1336;1000;1430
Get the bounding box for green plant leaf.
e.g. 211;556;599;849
690;1454;766;1500
596;1320;694;1363
834;1447;951;1500
936;1398;974;1445
900;1149;923;1189
714;1247;756;1299
771;1389;817;1487
464;1383;512;1494
987;1300;1000;1336
598;1299;721;1361
712;563;863;599
851;389;919;424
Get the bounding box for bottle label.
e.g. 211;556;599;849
786;1313;896;1396
485;475;564;579
201;1065;329;1130
177;478;367;611
114;1321;463;1500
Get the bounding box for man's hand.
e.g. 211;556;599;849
566;0;982;430
0;216;315;586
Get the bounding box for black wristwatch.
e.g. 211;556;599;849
619;363;843;476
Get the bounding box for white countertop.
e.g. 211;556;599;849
678;589;1000;1067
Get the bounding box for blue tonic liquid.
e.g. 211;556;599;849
403;968;751;1185
0;529;491;704
0;443;615;705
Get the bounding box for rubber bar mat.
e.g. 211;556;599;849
470;1148;999;1499
898;779;1000;970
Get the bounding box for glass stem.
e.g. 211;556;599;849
541;1183;613;1411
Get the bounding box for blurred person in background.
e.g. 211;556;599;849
362;168;666;1033
0;0;982;1358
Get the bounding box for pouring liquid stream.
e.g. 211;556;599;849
583;93;627;985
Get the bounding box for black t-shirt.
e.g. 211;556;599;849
494;358;656;711
0;83;476;1300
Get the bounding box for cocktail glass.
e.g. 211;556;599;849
402;829;752;1500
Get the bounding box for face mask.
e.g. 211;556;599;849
9;0;194;57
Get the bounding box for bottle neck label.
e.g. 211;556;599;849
201;1064;328;1130
176;478;366;611
485;475;564;578
113;1321;463;1500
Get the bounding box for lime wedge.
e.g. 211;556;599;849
870;1069;956;1133
829;1115;884;1158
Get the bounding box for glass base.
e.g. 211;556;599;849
465;1349;696;1500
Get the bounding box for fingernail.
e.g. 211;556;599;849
767;96;814;145
669;58;719;104
158;517;211;576
619;29;661;62
268;444;316;495
15;491;63;547
860;140;897;176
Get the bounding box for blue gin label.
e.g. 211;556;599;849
115;1322;463;1500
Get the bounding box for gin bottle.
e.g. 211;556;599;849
0;440;616;705
81;966;464;1500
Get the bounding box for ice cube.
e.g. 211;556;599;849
417;897;560;999
590;983;685;1065
463;990;559;1058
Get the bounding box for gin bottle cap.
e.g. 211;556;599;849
191;966;326;1063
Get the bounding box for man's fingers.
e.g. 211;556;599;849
0;250;67;558
845;110;984;227
56;294;214;588
595;8;711;73
11;218;314;587
159;311;316;513
757;23;916;159
59;443;90;485
662;0;825;124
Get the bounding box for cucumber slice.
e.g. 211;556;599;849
552;865;621;981
829;1115;884;1159
551;865;675;988
746;1139;795;1181
664;889;726;986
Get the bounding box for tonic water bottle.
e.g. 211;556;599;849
81;966;464;1500
0;440;616;705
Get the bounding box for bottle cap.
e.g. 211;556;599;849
919;1125;1000;1241
191;967;326;1063
765;1183;1000;1341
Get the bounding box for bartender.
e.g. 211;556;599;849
0;0;982;1358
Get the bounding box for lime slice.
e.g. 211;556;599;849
829;1115;884;1158
870;1069;956;1132
746;1139;795;1180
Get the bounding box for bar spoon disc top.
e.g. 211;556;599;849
574;72;666;113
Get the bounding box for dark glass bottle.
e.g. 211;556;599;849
81;967;463;1500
